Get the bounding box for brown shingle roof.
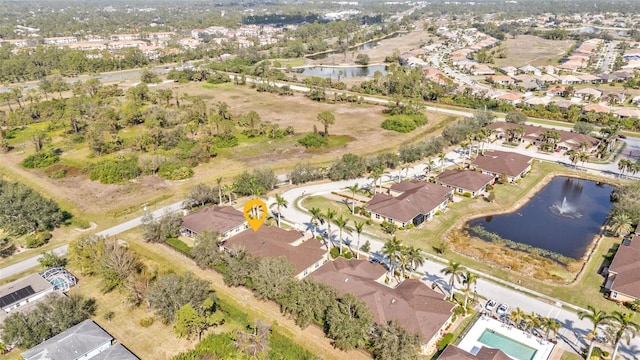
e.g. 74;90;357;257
181;205;246;235
223;226;326;275
609;236;640;300
366;181;452;223
437;169;494;193
471;150;532;178
438;345;513;360
486;122;599;150
311;258;454;343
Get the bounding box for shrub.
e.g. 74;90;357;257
330;247;340;259
90;157;140;184
140;317;155;327
297;133;328;148
22;149;60;169
380;221;397;235
438;333;455;352
381;114;428;133
26;232;52;248
158;161;194;180
405;223;415;230
211;134;238;148
462;192;472;197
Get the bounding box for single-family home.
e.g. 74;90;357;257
604;236;640;303
499;66;518;76
438;345;512;360
223;226;329;279
632;95;640;106
613;108;640;119
574;87;602;101
495;92;523;105
583;103;610;114
181;205;248;239
604;92;626;105
436;169;495;197
546;85;567;97
518;65;541;76
311;258;455;352
366;180;453;228
0;273;54;313
486;122;599;153
22;319;139;360
488;75;515;86
471;150;532;183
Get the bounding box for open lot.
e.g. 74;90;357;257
0;82;459;224
493;35;576;67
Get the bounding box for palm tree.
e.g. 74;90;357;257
439;152;447;172
440;261;465;301
309;207;325;242
511;307;526;328
223;184;235;205
523;312;541;334
346;183;360;214
540;317;561;340
324;209;337;248
334;215;350;255
382;236;403;278
369;167;384;194
269;193;288;228
403;245;425;278
216;177;223;205
605;311;640;360
609;213;633;237
462;271;478;310
578;305;611;360
353;220;365;259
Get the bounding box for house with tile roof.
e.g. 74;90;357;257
583;103;610;114
438;345;512;360
486;122;599;153
574;87;602;101
181;205;248;239
311;258;454;351
471;150;532;183
366;180;453;228
22;319;139;360
604;236;640;303
223;226;329;279
436;169;495;197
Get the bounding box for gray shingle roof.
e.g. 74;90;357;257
22;320;112;360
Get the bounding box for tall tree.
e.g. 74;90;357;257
605;311;640;360
382;236;403;278
370;321;422;360
317;110;335;138
334;215;350;255
324;209;337;248
462;270;478;310
346;183;360;214
309;207;325;240
403;245;425;278
324;293;374;351
270;193;288;228
441;261;465;301
353;220;365;259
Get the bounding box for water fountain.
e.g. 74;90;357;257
549;197;582;219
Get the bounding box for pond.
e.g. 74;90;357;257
307;32;404;60
294;65;387;78
467;177;614;259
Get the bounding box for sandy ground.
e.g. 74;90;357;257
493;35;576;68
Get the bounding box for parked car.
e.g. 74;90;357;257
496;303;510;316
485;299;497;312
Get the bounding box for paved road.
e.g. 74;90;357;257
0;200;185;280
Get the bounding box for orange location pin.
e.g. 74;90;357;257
244;199;267;232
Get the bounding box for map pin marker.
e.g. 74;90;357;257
244;199;267;232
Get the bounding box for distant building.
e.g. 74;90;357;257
22;319;139;360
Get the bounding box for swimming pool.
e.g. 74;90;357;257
478;329;537;360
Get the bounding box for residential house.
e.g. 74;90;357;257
109;34;140;41
471;64;495;76
44;36;78;45
366;180;453;228
558;75;582;85
577;74;602;84
471;150;532;183
632;95;640;106
524;97;549;106
108;40;147;49
583;103;610;114
0;273;54;313
546;85;567;97
487;122;599;152
536;74;559;84
436;169;495;197
574;87;602;101
223;226;328;279
613;108;640;119
495;92;523;105
311;258;455;352
438;345;512;360
22;319;139;360
604;236;640;303
518;65;541;76
499;66;518;76
604;92;626;105
181;205;248;239
488;75;515;86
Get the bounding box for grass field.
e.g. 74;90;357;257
493;35;576;68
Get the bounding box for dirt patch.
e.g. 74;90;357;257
493;35;576;68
